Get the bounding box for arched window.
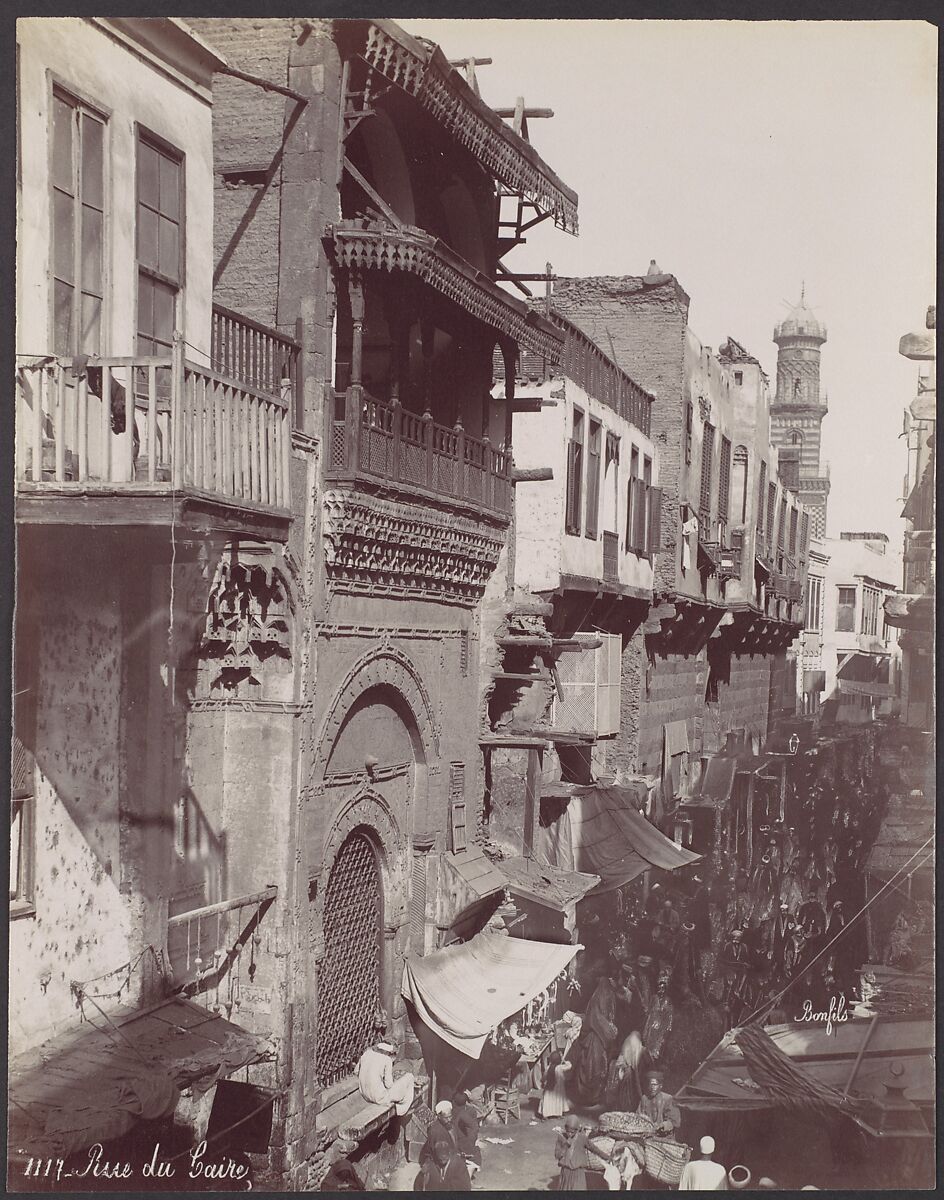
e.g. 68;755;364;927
790;429;803;445
317;830;383;1087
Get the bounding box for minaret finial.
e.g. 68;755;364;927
800;281;805;304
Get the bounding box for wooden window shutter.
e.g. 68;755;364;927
757;460;768;535
595;633;622;737
632;478;647;550
700;423;715;520
585;424;601;539
648;486;663;553
684;402;693;464
565;440;581;535
449;762;467;853
718;437;732;525
409;853;428;951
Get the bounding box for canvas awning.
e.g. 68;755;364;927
8;997;271;1159
401;931;580;1058
675;1015;934;1139
535;784;700;893
688;756;738;806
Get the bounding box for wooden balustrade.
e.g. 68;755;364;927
327;388;511;517
16;347;291;512
211;302;300;404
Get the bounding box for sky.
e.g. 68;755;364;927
399;19;937;549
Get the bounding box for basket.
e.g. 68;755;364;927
599;1111;655;1137
643;1136;691;1187
588;1134;618;1159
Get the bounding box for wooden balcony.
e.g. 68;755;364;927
326;387;512;521
15;341;292;539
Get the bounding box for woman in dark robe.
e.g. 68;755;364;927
573;975;618;1106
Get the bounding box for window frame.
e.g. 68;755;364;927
805;574;823;633
134;123;185;357
718;435;732;534
47;77;110;358
836;585;857;633
625;445;639;552
565;405;585;536
700;421;715;525
585;417;603;540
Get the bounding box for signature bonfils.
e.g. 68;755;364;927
795;994;850;1037
22;1142;251;1188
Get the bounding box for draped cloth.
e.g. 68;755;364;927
535;786;700;893
733;1023;865;1118
401;932;580;1058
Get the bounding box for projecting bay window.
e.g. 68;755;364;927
51;89;106;356
585;419;602;539
861;585;881;638
565;407;585;535
136;131;183;356
836;586;857;633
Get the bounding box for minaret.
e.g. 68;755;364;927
770;286;830;537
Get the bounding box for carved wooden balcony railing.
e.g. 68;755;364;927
325;220;565;363
327;388;512;519
16;341;291;521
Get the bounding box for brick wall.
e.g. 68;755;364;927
716;652;772;747
190;17;342;436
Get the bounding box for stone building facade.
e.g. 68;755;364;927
549;269;809;796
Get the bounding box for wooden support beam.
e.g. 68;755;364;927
494;107;554;118
512;466;553;483
523;746;543;857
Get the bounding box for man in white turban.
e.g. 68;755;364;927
356;1040;416;1116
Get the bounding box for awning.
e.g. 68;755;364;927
498;855;600;911
689;756;738;806
675;1015;934;1138
8;998;271;1158
401;930;580;1058
535;784;700;893
444;848;508;900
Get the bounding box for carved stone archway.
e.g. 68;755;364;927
310;642;440;782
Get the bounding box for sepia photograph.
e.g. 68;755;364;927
8;12;937;1193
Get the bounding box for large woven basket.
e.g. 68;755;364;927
586;1134;617;1170
599;1111;655;1137
643;1136;691;1187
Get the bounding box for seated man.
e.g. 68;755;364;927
356;1039;415;1117
636;1069;681;1140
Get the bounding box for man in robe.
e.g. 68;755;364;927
356;1040;415;1116
678;1135;728;1190
636;1070;681;1139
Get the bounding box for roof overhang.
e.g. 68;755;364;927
325;220;565;362
361;21;578;234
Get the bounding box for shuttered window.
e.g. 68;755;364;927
597;634;622;737
684;401;693;465
757;460;768;536
625;446;639;551
565;408;584;535
632;477;647;551
789;507;798;555
700;422;715;522
777;497;787;550
718;436;732;528
648;486;663;554
766;483;777;550
585;419;602;539
449;763;467;853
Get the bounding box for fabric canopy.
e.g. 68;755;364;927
401;931;580;1058
535;785;701;893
